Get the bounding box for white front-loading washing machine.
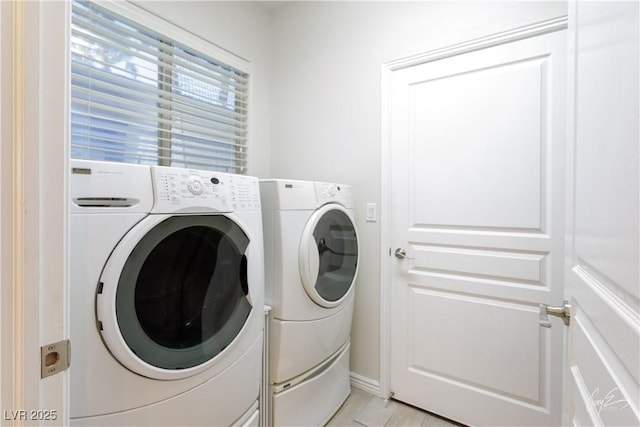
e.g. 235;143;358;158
260;179;359;426
70;159;264;426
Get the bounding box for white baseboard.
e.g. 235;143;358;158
349;372;382;397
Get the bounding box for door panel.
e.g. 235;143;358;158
390;30;566;426
565;2;639;425
409;57;545;230
411;244;546;284
408;290;542;402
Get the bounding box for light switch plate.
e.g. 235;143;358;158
366;203;377;222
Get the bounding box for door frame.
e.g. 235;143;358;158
1;1;69;423
379;15;568;401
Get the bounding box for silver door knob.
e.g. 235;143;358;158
394;248;413;260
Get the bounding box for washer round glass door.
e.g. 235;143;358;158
97;214;252;380
299;204;359;308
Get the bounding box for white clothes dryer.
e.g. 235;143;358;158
70;159;264;426
260;179;359;426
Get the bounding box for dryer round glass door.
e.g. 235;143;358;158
97;214;253;379
299;204;359;308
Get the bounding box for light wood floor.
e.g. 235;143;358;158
327;388;465;427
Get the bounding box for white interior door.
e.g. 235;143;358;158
389;29;567;426
564;2;639;426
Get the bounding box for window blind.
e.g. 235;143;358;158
70;0;249;173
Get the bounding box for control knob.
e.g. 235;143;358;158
187;177;204;195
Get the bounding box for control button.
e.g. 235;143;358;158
187;177;204;195
211;177;220;185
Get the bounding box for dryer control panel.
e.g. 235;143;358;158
315;182;353;208
151;166;261;213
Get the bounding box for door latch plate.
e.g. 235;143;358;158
41;339;70;379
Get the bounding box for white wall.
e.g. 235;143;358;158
133;1;273;178
270;1;568;385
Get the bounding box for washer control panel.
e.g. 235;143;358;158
315;182;353;208
151;166;260;212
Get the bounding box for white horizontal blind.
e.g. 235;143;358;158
70;0;249;173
